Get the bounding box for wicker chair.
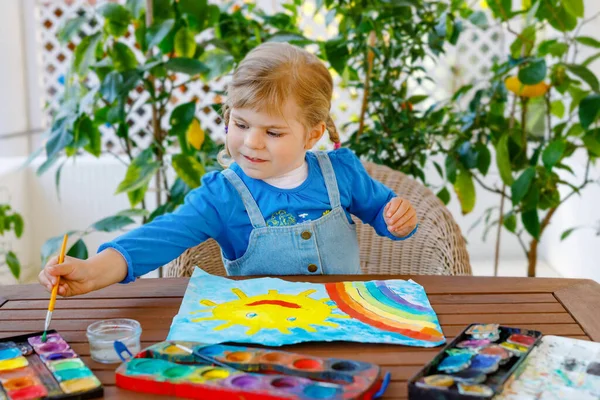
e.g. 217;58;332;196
165;162;472;277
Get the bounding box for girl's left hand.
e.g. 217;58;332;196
384;197;417;238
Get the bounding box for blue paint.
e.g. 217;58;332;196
469;354;501;372
197;345;224;356
437;354;472;372
303;384;340;399
0;348;21;361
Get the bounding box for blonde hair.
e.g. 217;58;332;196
218;42;339;166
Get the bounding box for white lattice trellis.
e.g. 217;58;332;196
33;0;507;153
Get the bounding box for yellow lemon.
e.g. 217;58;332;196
186;119;205;150
505;76;549;98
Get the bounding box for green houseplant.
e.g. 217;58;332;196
439;0;600;276
0;203;24;280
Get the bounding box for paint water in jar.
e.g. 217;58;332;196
86;319;141;364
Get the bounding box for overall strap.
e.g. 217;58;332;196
315;151;341;209
222;169;267;228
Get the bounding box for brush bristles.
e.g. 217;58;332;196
41;331;47;343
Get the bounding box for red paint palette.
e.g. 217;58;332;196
116;341;388;399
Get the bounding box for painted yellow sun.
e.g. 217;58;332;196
190;288;348;335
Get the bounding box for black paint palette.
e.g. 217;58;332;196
408;324;542;399
0;331;103;400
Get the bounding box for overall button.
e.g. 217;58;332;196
307;264;318;273
301;231;312;240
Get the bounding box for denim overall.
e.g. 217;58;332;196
221;151;361;276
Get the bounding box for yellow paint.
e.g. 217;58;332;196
164;345;187;355
191;288;348;336
59;377;101;394
505;76;549;98
0;356;28;371
202;368;230;380
187;366;215;383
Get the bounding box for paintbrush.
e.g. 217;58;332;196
42;233;68;342
174;344;236;370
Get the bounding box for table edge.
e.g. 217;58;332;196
553;280;600;341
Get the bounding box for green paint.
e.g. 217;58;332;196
55;367;93;382
127;359;171;375
161;365;194;380
52;359;84;371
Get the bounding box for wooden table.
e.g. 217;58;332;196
1;275;599;399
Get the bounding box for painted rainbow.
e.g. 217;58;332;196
325;281;444;342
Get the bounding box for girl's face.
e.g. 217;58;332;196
227;99;324;180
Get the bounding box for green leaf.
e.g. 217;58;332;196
519;59;547;85
67;239;88;259
445;156;457;184
579;94;600;130
58;16;87;44
174;27;196;58
566;64;600;92
111;42;138;72
567;123;584;137
172;154;205;189
537;2;577;32
542;140;566;170
169;101;196;134
126;0;146;20
475;143;491;175
468;11;488;28
583;52;600;67
117;208;150;217
522;209;540;239
128;184;147;207
496;135;514;185
487;0;512;20
115;149;161;194
100;71;123;104
199;49;235;81
5;251;20;280
146;19;175;49
511;167;535;205
453;168;476;215
165;58;209;75
582;132;600;156
433;161;444;179
267;32;312;44
503;212;517;233
45;124;73;160
179;0;208;31
437;187;450;205
564;0;584;18
98;3;132;23
551;100;565;118
576;36;600;48
510;25;536;58
92;215;135;232
324;38;350;76
77;115;102;157
74;33;102;75
560;227;578;241
569;85;590;113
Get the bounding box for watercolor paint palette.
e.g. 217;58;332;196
495;335;600;399
116;340;388;399
0;331;103;400
408;324;542;399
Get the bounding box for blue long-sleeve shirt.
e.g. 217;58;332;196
99;149;416;282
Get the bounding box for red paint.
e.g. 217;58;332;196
246;300;300;308
6;385;48;400
293;358;322;370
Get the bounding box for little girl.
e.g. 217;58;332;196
39;42;418;297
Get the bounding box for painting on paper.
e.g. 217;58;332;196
167;269;445;347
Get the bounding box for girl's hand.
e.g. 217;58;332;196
38;256;97;297
38;248;129;297
384;197;417;238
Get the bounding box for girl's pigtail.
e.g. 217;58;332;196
326;115;341;150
